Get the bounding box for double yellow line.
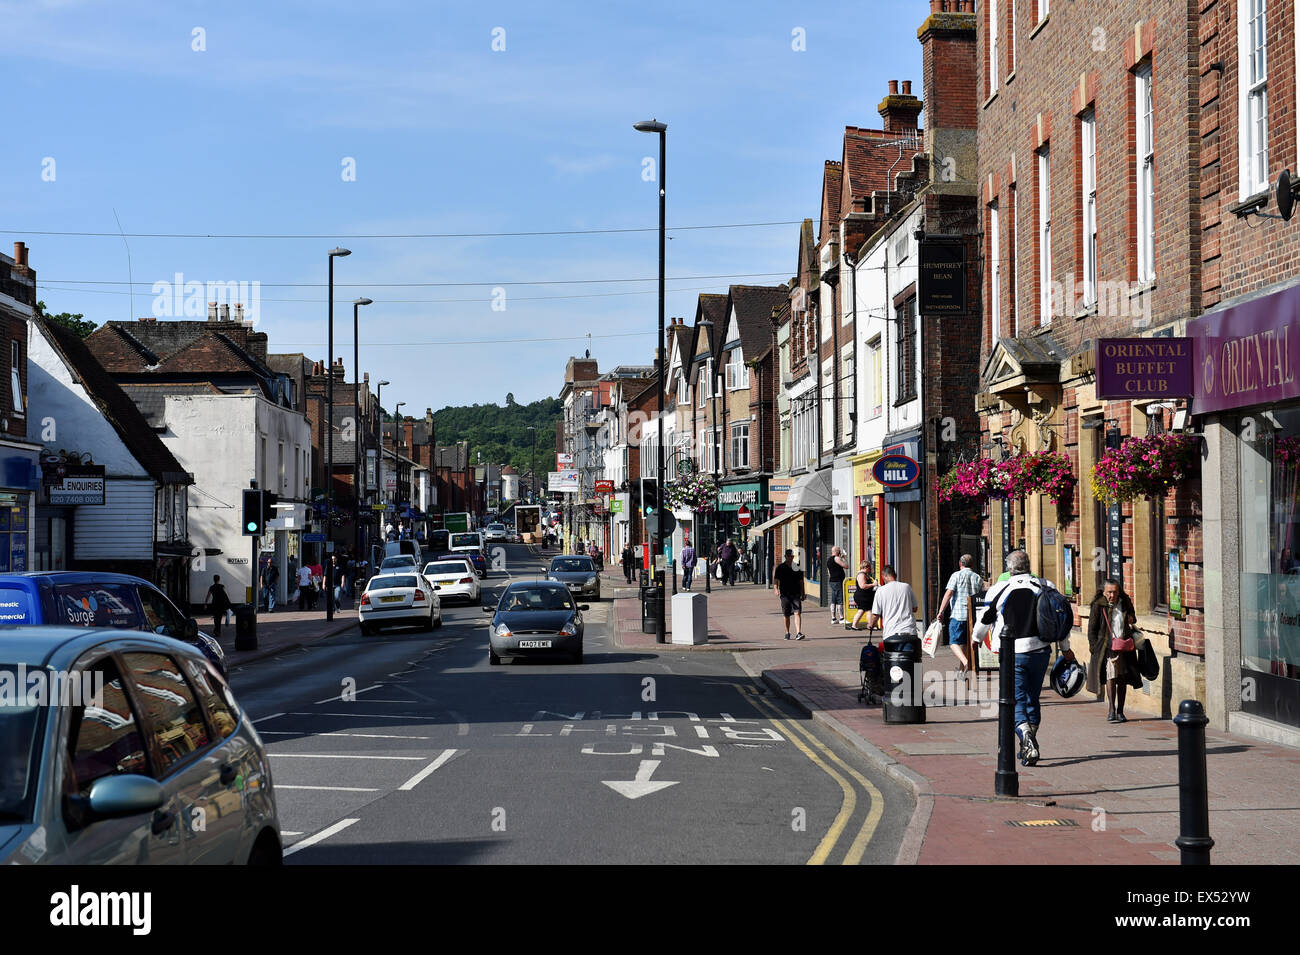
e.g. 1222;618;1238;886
736;683;884;865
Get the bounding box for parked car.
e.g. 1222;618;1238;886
547;555;601;600
421;558;480;604
482;581;588;665
0;572;226;676
0;626;281;864
358;573;442;635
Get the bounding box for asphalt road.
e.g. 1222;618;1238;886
229;543;913;864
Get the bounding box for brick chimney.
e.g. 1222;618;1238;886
404;419;415;453
919;0;977;131
12;242;28;271
878;79;923;134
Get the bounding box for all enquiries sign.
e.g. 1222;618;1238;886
45;464;106;506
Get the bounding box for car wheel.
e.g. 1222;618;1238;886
433;610;443;630
360;623;372;635
489;648;501;665
572;649;584;665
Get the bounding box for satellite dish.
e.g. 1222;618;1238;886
1278;169;1295;222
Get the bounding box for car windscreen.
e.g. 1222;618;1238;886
450;533;479;548
0;667;46;821
488;525;505;531
501;588;575;612
424;563;469;576
368;576;417;590
380;557;415;567
552;558;592;572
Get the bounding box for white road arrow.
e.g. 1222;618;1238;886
601;759;680;800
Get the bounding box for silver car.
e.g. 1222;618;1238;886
0;627;281;864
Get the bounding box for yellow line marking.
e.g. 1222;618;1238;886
741;684;885;865
731;684;854;865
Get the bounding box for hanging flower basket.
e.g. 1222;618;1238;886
1090;432;1199;507
937;457;1007;503
664;473;719;513
1003;450;1077;504
1277;435;1300;464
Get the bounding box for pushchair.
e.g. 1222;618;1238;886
857;638;885;705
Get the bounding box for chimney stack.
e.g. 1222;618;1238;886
12;242;28;269
207;302;218;321
878;79;923;134
919;0;977;132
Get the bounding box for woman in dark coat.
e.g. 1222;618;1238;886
1086;578;1143;722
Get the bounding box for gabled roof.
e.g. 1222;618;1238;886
726;285;788;362
36;317;192;485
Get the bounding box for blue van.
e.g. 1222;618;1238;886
0;572;226;676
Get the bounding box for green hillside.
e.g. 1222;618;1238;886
432;394;562;484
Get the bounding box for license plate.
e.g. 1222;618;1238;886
380;595;404;603
438;579;458;585
518;640;552;648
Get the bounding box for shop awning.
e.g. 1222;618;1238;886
748;510;799;535
786;469;832;512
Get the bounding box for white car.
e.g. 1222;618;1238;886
485;523;508;543
359;572;442;634
379;555;418;573
422;558;481;605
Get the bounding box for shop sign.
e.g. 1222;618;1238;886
717;483;764;511
1188;284;1300;414
872;455;919;488
45;464;106;506
610;499;624;514
831;467;854;516
594;480;614;493
918;238;966;314
852;452;884;497
548;470;579;493
557;453;574;467
1095;338;1194;399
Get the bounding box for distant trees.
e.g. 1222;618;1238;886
38;301;97;338
434;396;561;475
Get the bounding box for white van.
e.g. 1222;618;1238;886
384;539;423;568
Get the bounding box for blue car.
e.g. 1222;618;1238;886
0;572;226;677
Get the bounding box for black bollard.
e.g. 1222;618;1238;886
994;626;1018;797
1174;699;1215;865
704;557;712;594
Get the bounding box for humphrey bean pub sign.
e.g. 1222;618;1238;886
917;238;966;314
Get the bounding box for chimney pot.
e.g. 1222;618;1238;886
12;242;27;268
888;79;899;95
218;304;230;322
902;80;912;95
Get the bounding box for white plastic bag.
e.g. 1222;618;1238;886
921;618;943;658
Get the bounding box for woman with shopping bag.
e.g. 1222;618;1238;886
1086;579;1143;722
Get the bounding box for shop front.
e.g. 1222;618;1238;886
785;468;832;601
715;481;766;582
850;451;886;578
1191;282;1300;741
0;441;42;573
881;433;923;596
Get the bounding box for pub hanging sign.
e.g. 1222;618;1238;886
917;239;966;314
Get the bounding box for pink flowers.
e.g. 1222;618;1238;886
937;451;1075;505
1090;432;1200;506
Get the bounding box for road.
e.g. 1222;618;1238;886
229;542;913;864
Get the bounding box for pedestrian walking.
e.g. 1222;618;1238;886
826;546;849;624
260;560;279;613
205;574;232;640
719;539;739;586
331;555;347;610
866;565;917;642
936;554;985;673
680;538;697;591
621;543;636;584
773;549;807;640
847;561;877;632
979;549;1077;766
297;562;313;611
1086;578;1142;722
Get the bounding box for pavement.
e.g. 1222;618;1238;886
606;566;1300;865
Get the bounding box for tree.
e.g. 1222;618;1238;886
506;392;516;406
37;301;97;339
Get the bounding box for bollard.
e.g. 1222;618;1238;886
1173;699;1214;865
704;557;712;594
994;627;1018;797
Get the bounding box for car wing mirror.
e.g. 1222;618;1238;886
579;604;590;611
87;774;166;818
481;605;494;614
183;617;199;640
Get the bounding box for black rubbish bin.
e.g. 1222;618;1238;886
234;604;258;652
882;632;925;724
641;586;662;634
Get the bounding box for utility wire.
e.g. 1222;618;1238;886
37;271;790;288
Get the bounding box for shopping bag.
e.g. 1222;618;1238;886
921;618;942;658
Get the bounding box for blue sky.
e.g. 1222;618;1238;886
2;0;925;413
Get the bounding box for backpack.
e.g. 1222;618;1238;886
1034;582;1074;643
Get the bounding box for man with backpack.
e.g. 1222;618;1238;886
979;549;1076;767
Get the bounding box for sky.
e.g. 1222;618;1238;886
2;0;926;414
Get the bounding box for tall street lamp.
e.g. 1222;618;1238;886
392;401;406;536
696;318;715;594
374;379;390;554
634;117;667;644
352;296;373;562
527;426;537;503
326;246;351;621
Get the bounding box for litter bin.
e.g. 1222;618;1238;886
882;632;925;724
641;586;662;634
234;604;258;652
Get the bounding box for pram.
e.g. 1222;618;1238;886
857;638;885;705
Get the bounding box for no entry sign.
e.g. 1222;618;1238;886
737;505;751;526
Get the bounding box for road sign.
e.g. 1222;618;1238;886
737;504;751;526
645;511;677;537
304;532;325;543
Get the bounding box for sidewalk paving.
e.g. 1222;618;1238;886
604;567;1300;865
208;606;359;669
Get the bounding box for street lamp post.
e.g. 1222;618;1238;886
528;427;537;504
374;379;390;556
392;401;406;538
352;297;373;563
634;118;667;644
326;247;351;622
697;318;715;594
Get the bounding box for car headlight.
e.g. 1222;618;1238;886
494;623;512;638
586;576;597;586
560;621;579;636
548;576;559;582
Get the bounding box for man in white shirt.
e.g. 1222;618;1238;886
297;563;313;611
867;565;917;639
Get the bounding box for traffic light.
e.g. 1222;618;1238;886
262;491;279;530
242;489;264;536
644;504;655;516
